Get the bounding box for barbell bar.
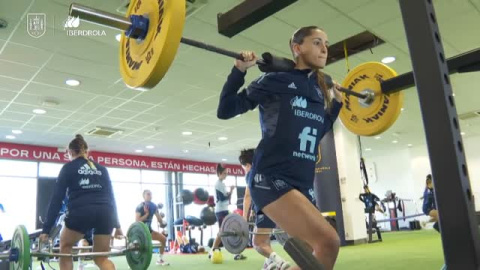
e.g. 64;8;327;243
68;1;402;136
69;3;369;99
70;3;272;68
48;243;162;252
31;250;127;258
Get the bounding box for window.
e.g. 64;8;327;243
108;167;141;183
181;173;215;240
39;162;63;177
0;177;37;239
182;173;210;219
141;170;167;184
111;182;143;229
0;160;37;178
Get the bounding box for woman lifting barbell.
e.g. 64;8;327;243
217;26;343;270
40;134;123;270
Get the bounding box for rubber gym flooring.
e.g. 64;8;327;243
33;230;444;269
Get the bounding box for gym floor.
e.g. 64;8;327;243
33;230;444;269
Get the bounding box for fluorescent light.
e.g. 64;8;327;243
365;148;372;151
116;34;122;42
392;140;398;144
182;131;193;136
145;145;155;149
218;136;228;141
11;130;22;134
407;144;413;147
222;158;227;161
381;56;396;64
461;132;465;136
374;136;381;140
5;135;15;140
183;149;189;153
33;109;46;115
65;79;80;86
135;149;143;153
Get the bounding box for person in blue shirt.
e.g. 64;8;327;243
217;26;343;270
40;135;123;270
422;174;439;231
135;190;169;266
240;148;290;270
359;185;384;214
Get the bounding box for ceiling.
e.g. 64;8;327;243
0;0;479;163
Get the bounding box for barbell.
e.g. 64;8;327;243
219;212;337;255
217;213;288;254
219;214;328;269
68;1;403;136
0;222;157;270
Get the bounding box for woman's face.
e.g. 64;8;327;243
218;171;228;180
294;29;329;69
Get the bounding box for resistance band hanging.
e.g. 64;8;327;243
358;136;369;186
343;41;350;73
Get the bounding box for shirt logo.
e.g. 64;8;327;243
290;96;307;109
78;164;102;176
79;178;90;186
288;82;297;89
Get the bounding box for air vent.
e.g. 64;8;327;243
116;0;207;17
459;111;480;121
86;126;123;137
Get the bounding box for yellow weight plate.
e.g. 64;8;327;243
119;0;186;89
339;62;404;136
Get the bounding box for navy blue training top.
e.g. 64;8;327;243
422;187;436;213
135;201;158;228
217;67;342;189
42;157;120;234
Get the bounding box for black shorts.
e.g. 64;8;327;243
65;205;116;235
215;211;229;228
249;174;316;227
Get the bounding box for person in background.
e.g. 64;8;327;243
359;185;384;214
421;174;439;232
40;134;123;270
135;190;169;266
240;148;290;269
209;164;246;262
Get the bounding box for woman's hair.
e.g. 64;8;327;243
69;134;88;156
238;148;255;166
217;163;226;176
290;26;332;111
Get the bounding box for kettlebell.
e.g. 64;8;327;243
211;248;223;264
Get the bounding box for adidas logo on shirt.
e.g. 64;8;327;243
288;82;297;89
78;164;102;176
